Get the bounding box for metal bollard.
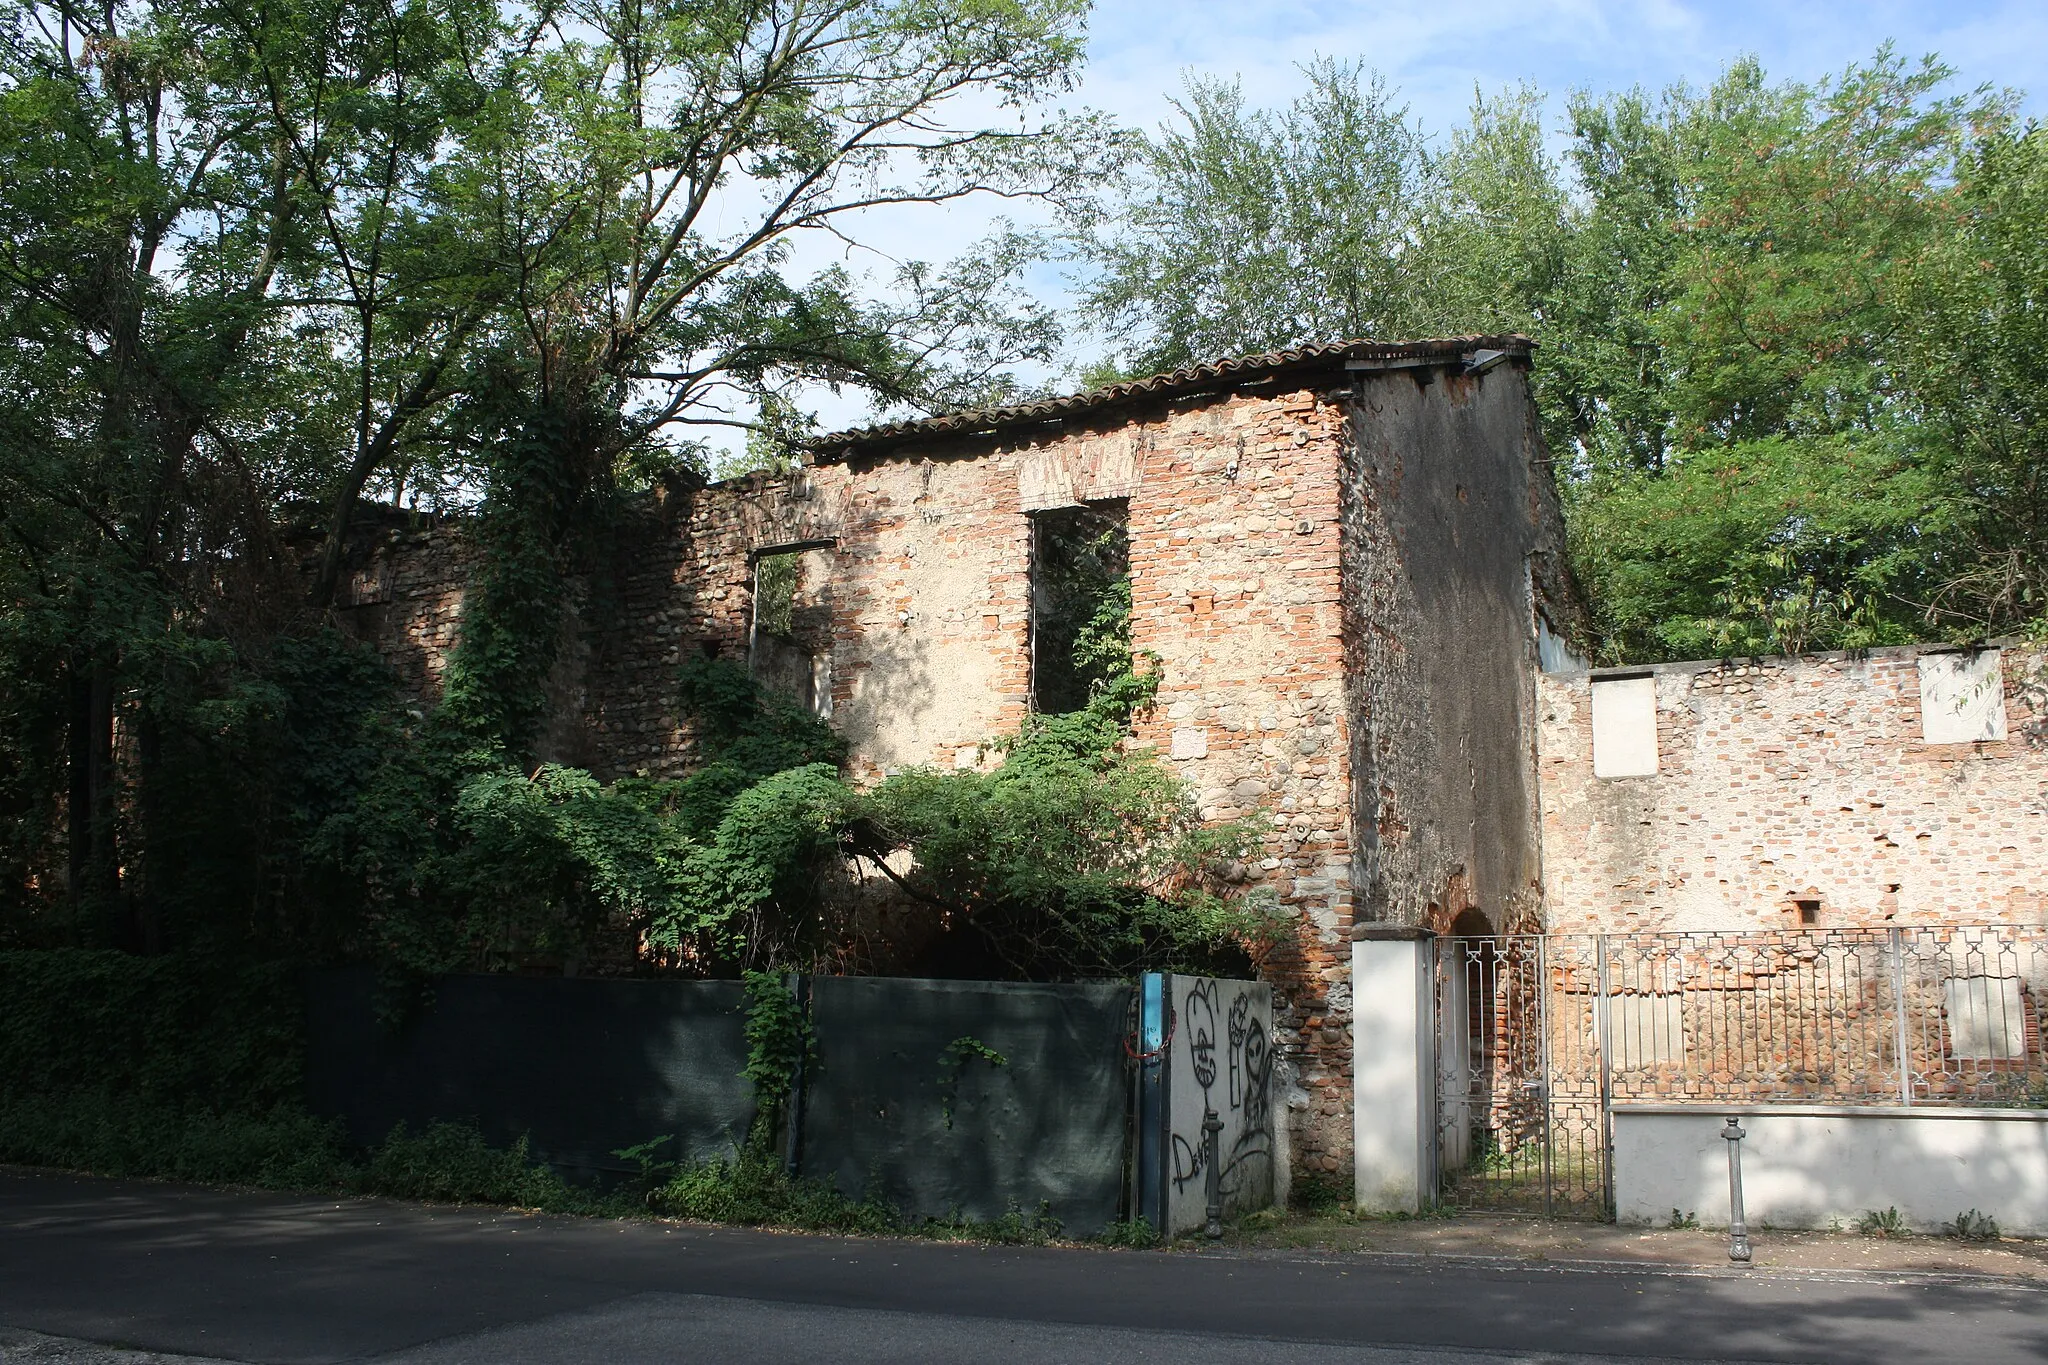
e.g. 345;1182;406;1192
1722;1115;1752;1264
1203;1108;1224;1239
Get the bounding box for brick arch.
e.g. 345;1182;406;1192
1422;869;1480;937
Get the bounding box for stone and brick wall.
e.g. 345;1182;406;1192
1537;646;2048;935
1343;365;1556;943
333;380;1380;1176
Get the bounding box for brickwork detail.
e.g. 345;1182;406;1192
335;384;1384;1177
1538;647;2048;935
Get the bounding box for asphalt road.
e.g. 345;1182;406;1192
2;1169;2043;1364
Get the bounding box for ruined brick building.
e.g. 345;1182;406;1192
339;336;1576;1178
334;334;2048;1184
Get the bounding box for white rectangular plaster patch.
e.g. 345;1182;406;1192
1943;976;2025;1060
1917;650;2005;744
1591;675;1659;778
1170;727;1209;760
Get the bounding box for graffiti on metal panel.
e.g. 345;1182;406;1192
1169;978;1273;1202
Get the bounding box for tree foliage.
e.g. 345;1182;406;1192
1078;48;2043;658
0;0;1119;945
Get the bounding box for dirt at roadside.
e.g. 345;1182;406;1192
1213;1209;2048;1282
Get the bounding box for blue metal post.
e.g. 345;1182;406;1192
1134;973;1168;1234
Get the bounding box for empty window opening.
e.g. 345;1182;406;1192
1029;501;1130;714
749;544;836;718
1793;897;1821;927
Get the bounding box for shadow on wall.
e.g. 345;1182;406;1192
831;622;959;778
1612;1107;2048;1235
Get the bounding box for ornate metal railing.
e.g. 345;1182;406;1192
1432;926;2048;1215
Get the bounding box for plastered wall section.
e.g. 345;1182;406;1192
1538;647;2048;934
1342;365;1553;939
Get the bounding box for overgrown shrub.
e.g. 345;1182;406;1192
0;950;303;1112
0;1092;354;1189
363;1123;607;1211
651;1141;899;1233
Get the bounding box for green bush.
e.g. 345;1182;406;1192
0;1092;352;1189
652;1142;899;1233
0;950;303;1112
362;1123;613;1212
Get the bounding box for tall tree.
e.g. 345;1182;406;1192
1895;123;2048;639
0;0;330;940
1076;47;2034;660
415;0;1118;751
1076;57;1432;377
1558;52;2010;660
0;0;1119;938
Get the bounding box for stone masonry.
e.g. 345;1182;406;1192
335;337;1571;1183
1538;646;2048;935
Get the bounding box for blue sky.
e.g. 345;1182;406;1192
1081;0;2044;138
738;1;2046;452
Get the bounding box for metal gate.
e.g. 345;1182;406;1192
1432;934;1610;1216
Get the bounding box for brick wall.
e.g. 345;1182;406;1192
334;382;1374;1176
1537;647;2048;935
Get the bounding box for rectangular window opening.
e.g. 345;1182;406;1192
1028;500;1131;715
749;544;836;718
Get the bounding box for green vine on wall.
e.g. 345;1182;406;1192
442;399;613;757
740;970;812;1146
936;1035;1007;1130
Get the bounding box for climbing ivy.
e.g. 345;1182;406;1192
740;970;812;1143
936;1036;1007;1129
442;399;615;757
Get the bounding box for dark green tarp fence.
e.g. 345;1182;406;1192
304;971;1137;1231
304;970;754;1183
800;976;1132;1232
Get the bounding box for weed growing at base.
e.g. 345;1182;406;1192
0;1092;1158;1248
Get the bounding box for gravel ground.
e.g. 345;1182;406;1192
1217;1208;2048;1281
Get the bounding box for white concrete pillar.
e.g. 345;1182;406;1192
1352;926;1436;1214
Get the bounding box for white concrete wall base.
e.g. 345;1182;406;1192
1614;1104;2048;1236
1352;934;1434;1214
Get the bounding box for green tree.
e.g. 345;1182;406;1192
410;0;1120;754
1896;123;2048;638
0;0;1121;944
1077;57;1433;376
1077;47;2025;661
1557;52;2009;659
0;0;339;942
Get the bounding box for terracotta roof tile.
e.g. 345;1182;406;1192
806;335;1532;458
